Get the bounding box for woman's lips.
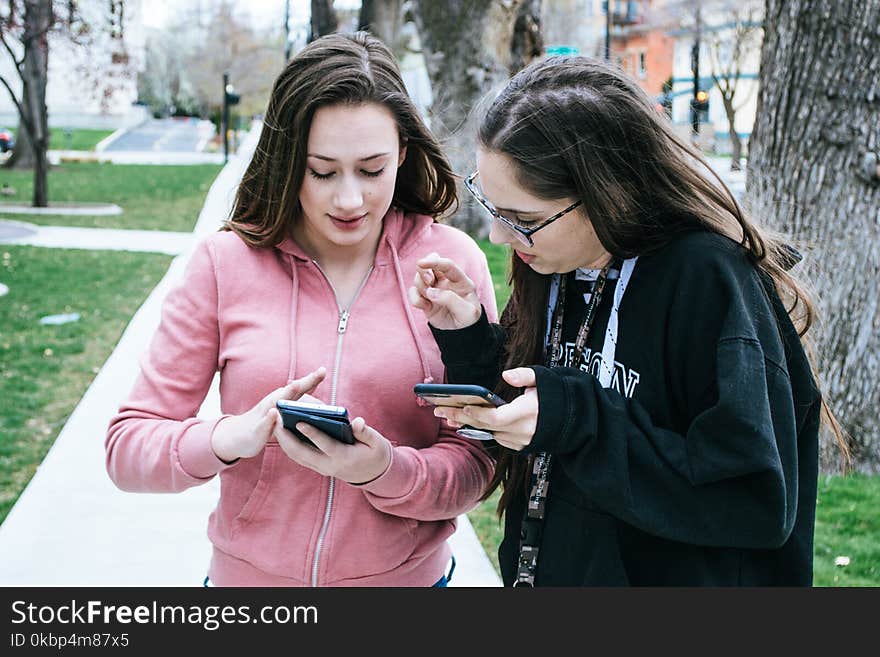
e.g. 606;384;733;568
515;250;535;264
330;213;367;230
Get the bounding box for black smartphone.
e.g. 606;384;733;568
276;399;355;445
413;384;506;441
413;383;506;408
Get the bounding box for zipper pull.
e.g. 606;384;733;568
337;310;350;334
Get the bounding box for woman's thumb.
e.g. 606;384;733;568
502;367;536;388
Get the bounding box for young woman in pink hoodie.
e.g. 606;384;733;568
105;32;497;587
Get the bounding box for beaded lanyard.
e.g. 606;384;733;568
514;262;615;587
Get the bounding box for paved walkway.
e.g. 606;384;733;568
0;219;194;256
0;123;502;587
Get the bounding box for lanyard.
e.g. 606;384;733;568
514;262;615;587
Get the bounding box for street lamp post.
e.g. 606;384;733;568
284;0;292;62
605;0;612;61
691;7;702;140
222;72;241;165
223;72;230;164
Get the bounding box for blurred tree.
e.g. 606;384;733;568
137;2;283;126
510;0;543;75
704;1;762;171
747;0;880;472
0;0;127;207
358;0;406;54
661;0;763;168
410;0;523;235
0;0;51;205
310;0;338;42
180;4;282;121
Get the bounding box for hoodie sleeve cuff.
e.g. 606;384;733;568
176;415;238;479
354;446;419;498
429;306;495;367
524;366;571;455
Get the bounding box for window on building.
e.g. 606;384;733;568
638;51;647;78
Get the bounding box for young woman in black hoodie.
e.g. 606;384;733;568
410;56;848;586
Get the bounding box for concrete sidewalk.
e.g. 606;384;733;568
0;123;501;587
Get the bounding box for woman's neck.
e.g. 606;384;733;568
292;224;382;275
577;250;614;271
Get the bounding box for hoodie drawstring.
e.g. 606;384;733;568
386;236;434;405
286;254;300;383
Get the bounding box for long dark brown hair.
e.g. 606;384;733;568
478;56;849;514
225;31;457;247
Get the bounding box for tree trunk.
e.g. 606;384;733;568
358;0;405;53
510;0;543;75
720;94;742;171
746;0;880;472
309;0;338;42
5;0;52;209
729;128;742;171
410;0;522;236
6;117;36;169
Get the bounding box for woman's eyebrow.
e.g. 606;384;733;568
307;152;390;162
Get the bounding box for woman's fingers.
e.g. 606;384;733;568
350;416;380;446
288;367;327;399
408;283;432;311
434;391;537;434
416;254;476;293
424;287;481;326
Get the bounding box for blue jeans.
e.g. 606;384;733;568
432;556;456;587
204;556;457;587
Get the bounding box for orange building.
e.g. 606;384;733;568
608;0;675;98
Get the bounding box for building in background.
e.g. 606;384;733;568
543;1;674;98
609;0;674;98
542;0;607;58
0;0;147;132
542;0;763;156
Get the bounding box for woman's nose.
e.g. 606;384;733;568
334;177;363;211
488;218;513;246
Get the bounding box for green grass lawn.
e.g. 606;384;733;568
468;474;880;585
0;246;172;523
465;239;880;586
49;128;115;151
814;474;880;586
0;162;222;231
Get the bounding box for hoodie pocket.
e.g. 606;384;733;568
320;490;419;582
232;443;279;528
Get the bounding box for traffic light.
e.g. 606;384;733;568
222;74;239;163
225;85;240;106
691;90;709;114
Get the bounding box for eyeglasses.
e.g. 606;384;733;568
464;171;582;247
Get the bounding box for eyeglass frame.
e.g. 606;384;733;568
464;171;582;247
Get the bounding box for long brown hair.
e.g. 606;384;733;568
225;31;457;247
478;56;849;514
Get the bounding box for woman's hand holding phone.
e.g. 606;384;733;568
274;416;392;485
433;368;539;452
409;252;482;330
210;367;326;463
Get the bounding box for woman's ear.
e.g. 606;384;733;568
398;142;407;168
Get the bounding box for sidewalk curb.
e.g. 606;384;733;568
95;125;133;153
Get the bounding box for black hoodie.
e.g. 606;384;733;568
431;231;820;586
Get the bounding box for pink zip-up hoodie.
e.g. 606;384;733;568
105;208;498;586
